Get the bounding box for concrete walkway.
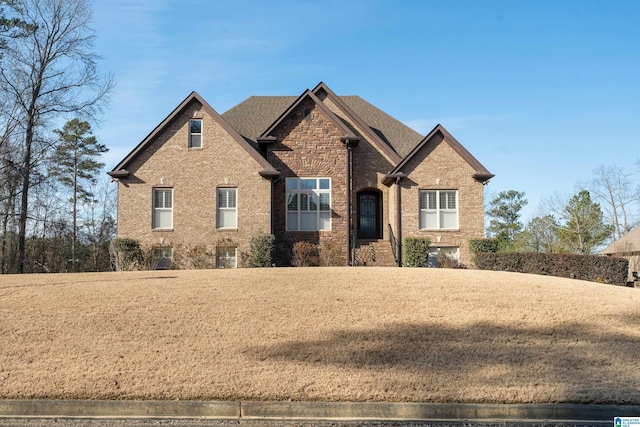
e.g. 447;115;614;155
1;400;639;424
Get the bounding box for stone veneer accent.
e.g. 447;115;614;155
267;98;348;265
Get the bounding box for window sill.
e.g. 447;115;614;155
152;228;174;232
217;228;238;232
189;146;203;150
419;229;460;232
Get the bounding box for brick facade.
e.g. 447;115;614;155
115;98;272;268
397;132;486;267
110;84;493;269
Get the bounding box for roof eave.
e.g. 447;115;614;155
107;169;130;179
382;172;408;186
473;172;495;184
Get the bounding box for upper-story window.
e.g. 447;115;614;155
189;119;202;148
286;178;331;231
217;188;237;229
419;190;458;230
153;188;173;229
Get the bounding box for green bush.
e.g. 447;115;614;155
475;252;629;286
109;238;144;271
469;238;499;267
403;237;431;267
248;233;275;267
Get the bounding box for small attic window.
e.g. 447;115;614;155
189;119;202;148
303;108;313;121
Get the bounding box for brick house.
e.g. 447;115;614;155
108;82;494;268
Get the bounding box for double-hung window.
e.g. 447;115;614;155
217;188;237;229
153;188;173;229
189;119;202;148
286;178;331;231
419;190;458;229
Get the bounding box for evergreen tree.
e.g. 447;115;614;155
50;118;107;271
556;190;612;254
486;190;528;251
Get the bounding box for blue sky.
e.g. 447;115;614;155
91;0;640;222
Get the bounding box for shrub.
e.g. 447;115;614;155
109;238;144;271
437;251;466;269
469;238;499;267
403;237;431;267
475;252;629;285
186;245;214;269
319;240;343;266
291;241;319;267
248;233;275;267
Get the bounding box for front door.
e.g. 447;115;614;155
358;191;381;239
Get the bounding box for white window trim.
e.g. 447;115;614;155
153;247;173;269
217;187;238;229
419;190;459;230
428;247;460;268
286;177;331;231
189;119;202;148
216;246;237;268
153;188;173;230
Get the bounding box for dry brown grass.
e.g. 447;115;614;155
1;267;639;404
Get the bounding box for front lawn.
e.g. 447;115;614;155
1;267;638;403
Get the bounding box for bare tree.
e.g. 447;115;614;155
0;0;113;272
588;164;640;241
79;173;116;271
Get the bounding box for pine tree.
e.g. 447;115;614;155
50;118;107;271
486;190;528;251
556;190;612;254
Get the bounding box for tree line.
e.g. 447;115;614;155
486;162;640;254
1;0;114;273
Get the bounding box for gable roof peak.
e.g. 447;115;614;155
108;91;278;179
383;123;494;186
259;88;356;139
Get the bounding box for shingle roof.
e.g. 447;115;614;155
601;225;640;255
340;96;423;158
221;96;297;144
221;94;423;159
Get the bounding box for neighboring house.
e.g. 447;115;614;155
601;226;640;283
108;82;494;268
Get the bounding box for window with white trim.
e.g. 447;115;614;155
419;190;458;229
217;188;237;229
427;247;460;267
153;188;173;229
216;246;237;268
153;247;173;269
189;119;202;148
286;178;331;231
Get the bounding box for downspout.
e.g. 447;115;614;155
346;143;352;266
396;176;403;267
341;137;360;266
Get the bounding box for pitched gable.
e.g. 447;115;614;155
259;89;357;140
108;91;278;179
312;82;403;165
383;124;494;186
